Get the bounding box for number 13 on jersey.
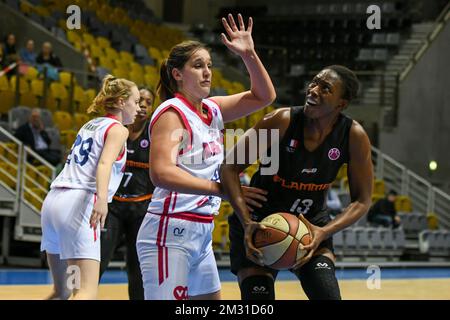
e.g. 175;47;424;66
290;198;314;215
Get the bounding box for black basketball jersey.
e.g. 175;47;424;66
114;121;154;201
249;106;353;221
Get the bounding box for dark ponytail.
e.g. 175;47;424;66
157;59;176;101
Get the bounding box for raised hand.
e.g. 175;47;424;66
221;13;254;57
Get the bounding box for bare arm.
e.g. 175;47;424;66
322;121;373;235
90;124;129;229
296;121;373;267
150;109;222;197
212;14;276;123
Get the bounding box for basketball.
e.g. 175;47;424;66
253;212;311;270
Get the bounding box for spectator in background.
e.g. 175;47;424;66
327;189;343;218
36;42;62;81
368;190;401;228
3;33;18;65
14;108;61;166
19;39;37;65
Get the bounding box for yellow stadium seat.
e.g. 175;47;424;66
212;220;230;251
24;66;39;81
0;76;9;91
34;6;50;17
114;60;130;70
372;193;384;203
50;82;69;100
96;37;111;49
0;90;15;113
119;51;134;63
144;65;157;75
59;72;75;87
31;79;45;97
130;62;144;74
73;113;89;130
10;76;30;94
82;33;96;46
66;30;82;45
89;44;103;59
148;47;162;60
84;89;97;102
104;47;119;60
61;130;78;149
19;92;39;108
0;162;16;189
53;111;73;131
373;179;385;195
144;73;158;89
395;195;412;212
98;56;115;71
427;212;439;230
218;201;233;221
43;94;58;112
112;68;129;79
129;71;144;86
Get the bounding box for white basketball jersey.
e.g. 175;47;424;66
147;93;224;216
51;116;126;202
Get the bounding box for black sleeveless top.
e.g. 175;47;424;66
249;106;352;221
114;121;155;201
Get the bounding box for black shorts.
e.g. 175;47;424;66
228;211;334;275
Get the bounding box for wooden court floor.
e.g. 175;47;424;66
1;279;449;300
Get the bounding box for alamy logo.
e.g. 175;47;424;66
173;227;185;237
315;262;331;270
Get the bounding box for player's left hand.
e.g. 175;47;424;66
220;13;254;57
292;214;329;270
241;186;267;212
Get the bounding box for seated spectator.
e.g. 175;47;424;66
368;190;401;229
327;188;343;217
3;33;18;65
14;108;61;166
19;39;37;65
36;42;62;81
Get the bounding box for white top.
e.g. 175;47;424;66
147;94;224;216
51;116;126;202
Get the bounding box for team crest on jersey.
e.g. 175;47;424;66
140;139;149;149
286;139;299;153
328;148;340;160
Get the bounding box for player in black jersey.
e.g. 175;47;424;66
220;65;373;300
99;88;155;300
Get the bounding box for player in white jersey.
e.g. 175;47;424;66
136;14;276;300
40;75;140;300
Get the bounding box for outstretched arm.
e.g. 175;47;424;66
212;14;276;123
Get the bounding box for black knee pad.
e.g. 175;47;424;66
297;255;341;300
240;275;275;300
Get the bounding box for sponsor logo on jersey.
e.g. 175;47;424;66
140;139;149;149
173;286;188;300
127;148;135;154
273;174;330;191
328;148;341;160
301;168;318;174
173;227;185;237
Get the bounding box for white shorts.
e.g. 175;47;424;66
40;188;100;261
136;212;221;300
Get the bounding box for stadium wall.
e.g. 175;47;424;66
379;21;450;187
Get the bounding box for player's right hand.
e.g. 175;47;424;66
90;199;108;230
243;221;266;266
